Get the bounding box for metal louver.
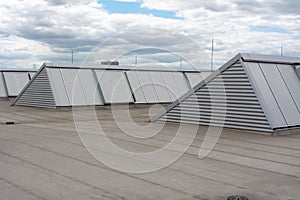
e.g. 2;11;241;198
157;61;272;132
13;67;56;108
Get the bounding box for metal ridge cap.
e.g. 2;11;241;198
43;63;212;73
240;53;300;65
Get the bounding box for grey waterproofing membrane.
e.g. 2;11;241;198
152;53;300;133
12;63;212;108
1;100;300;199
0;69;36;98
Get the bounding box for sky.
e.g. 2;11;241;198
0;0;300;69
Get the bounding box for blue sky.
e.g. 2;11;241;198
250;26;289;34
99;0;180;19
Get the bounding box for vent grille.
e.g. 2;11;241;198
14;68;56;108
159;62;272;132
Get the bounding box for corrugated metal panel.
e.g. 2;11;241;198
126;71;161;103
136;71;159;103
259;63;300;126
95;70;133;104
47;68;70;106
60;69;87;106
161;72;183;101
126;71;146;103
149;71;172;103
3;72;29;96
0;72;8;97
277;64;300;111
242;62;287;129
126;71;189;104
159;62;272;132
77;69;104;105
14;67;56;108
172;72;190;96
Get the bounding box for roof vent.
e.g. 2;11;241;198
295;66;300;80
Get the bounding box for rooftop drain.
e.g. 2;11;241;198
0;121;15;125
227;195;249;200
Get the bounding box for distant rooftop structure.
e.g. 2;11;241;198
12;63;212;108
0;68;36;98
152;53;300;134
100;61;119;66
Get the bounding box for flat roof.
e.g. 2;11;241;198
0;100;300;199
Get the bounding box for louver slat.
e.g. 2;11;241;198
14;68;56;108
158;62;272;132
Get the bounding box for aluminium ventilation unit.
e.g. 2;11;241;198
151;53;300;133
12;63;212;108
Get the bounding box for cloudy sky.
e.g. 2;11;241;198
0;0;300;69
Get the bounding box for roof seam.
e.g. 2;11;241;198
276;64;300;114
257;63;289;127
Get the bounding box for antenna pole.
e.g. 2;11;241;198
180;58;183;69
72;50;74;64
211;38;214;71
135;55;138;67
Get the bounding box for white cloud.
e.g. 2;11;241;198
47;0;94;6
140;0;300;15
0;0;299;69
140;0;235;13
